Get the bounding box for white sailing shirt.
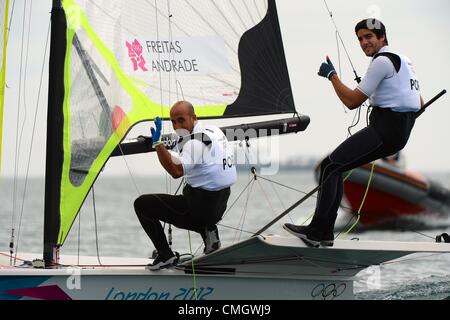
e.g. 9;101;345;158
357;46;421;112
174;122;237;191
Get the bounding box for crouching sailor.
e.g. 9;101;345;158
134;100;237;270
284;18;424;247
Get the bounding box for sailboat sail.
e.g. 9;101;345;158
44;0;298;262
2;0;449;301
0;0;9;172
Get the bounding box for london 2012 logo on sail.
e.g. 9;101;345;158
125;36;230;75
125;39;149;72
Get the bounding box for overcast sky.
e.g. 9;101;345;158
2;0;450;178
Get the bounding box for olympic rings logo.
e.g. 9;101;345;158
311;283;347;300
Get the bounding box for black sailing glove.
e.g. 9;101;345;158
318;56;337;80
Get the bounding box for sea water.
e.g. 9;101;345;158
1;170;450;300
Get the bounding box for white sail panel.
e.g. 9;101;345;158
56;0;296;246
66;0;267;109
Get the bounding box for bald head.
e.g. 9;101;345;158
170;100;197;134
170;101;195;117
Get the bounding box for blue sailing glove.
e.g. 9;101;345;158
151;117;163;147
318;56;337;80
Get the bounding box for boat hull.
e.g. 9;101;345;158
3;236;449;300
343;163;450;225
0;271;353;300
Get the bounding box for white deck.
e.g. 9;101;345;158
2;235;449;276
1;236;449;300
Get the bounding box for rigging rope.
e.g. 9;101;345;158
14;0;48;266
166;0;174;100
334;31;347;114
164;178;184;251
222;175;255;218
414;230;437;240
323;0;374;137
92;186;103;266
234;176;255;243
381;252;450;266
8;1;48;265
11;0;27;264
230;140;280;242
323;0;361;83
5;0;15;43
116;143;141;196
255;178;278;220
77;201;81;265
341;162;376;237
187;230;198;300
16;0;32;172
153;0;172;196
268;178;287;210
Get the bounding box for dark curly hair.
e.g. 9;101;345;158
355;18;388;45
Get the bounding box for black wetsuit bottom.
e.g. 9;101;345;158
312;107;416;233
134;184;231;256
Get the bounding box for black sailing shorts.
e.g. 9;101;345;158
369;107;416;153
183;184;231;226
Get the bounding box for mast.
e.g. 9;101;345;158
43;0;67;267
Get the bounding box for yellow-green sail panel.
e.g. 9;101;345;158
58;0;234;244
0;0;9;173
57;0;295;244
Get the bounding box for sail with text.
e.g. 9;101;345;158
44;0;308;264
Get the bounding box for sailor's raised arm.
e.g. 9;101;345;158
318;56;368;109
151;117;184;179
155;144;184;179
329;74;368;109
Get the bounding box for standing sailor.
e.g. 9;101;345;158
134;101;237;270
284;18;423;247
